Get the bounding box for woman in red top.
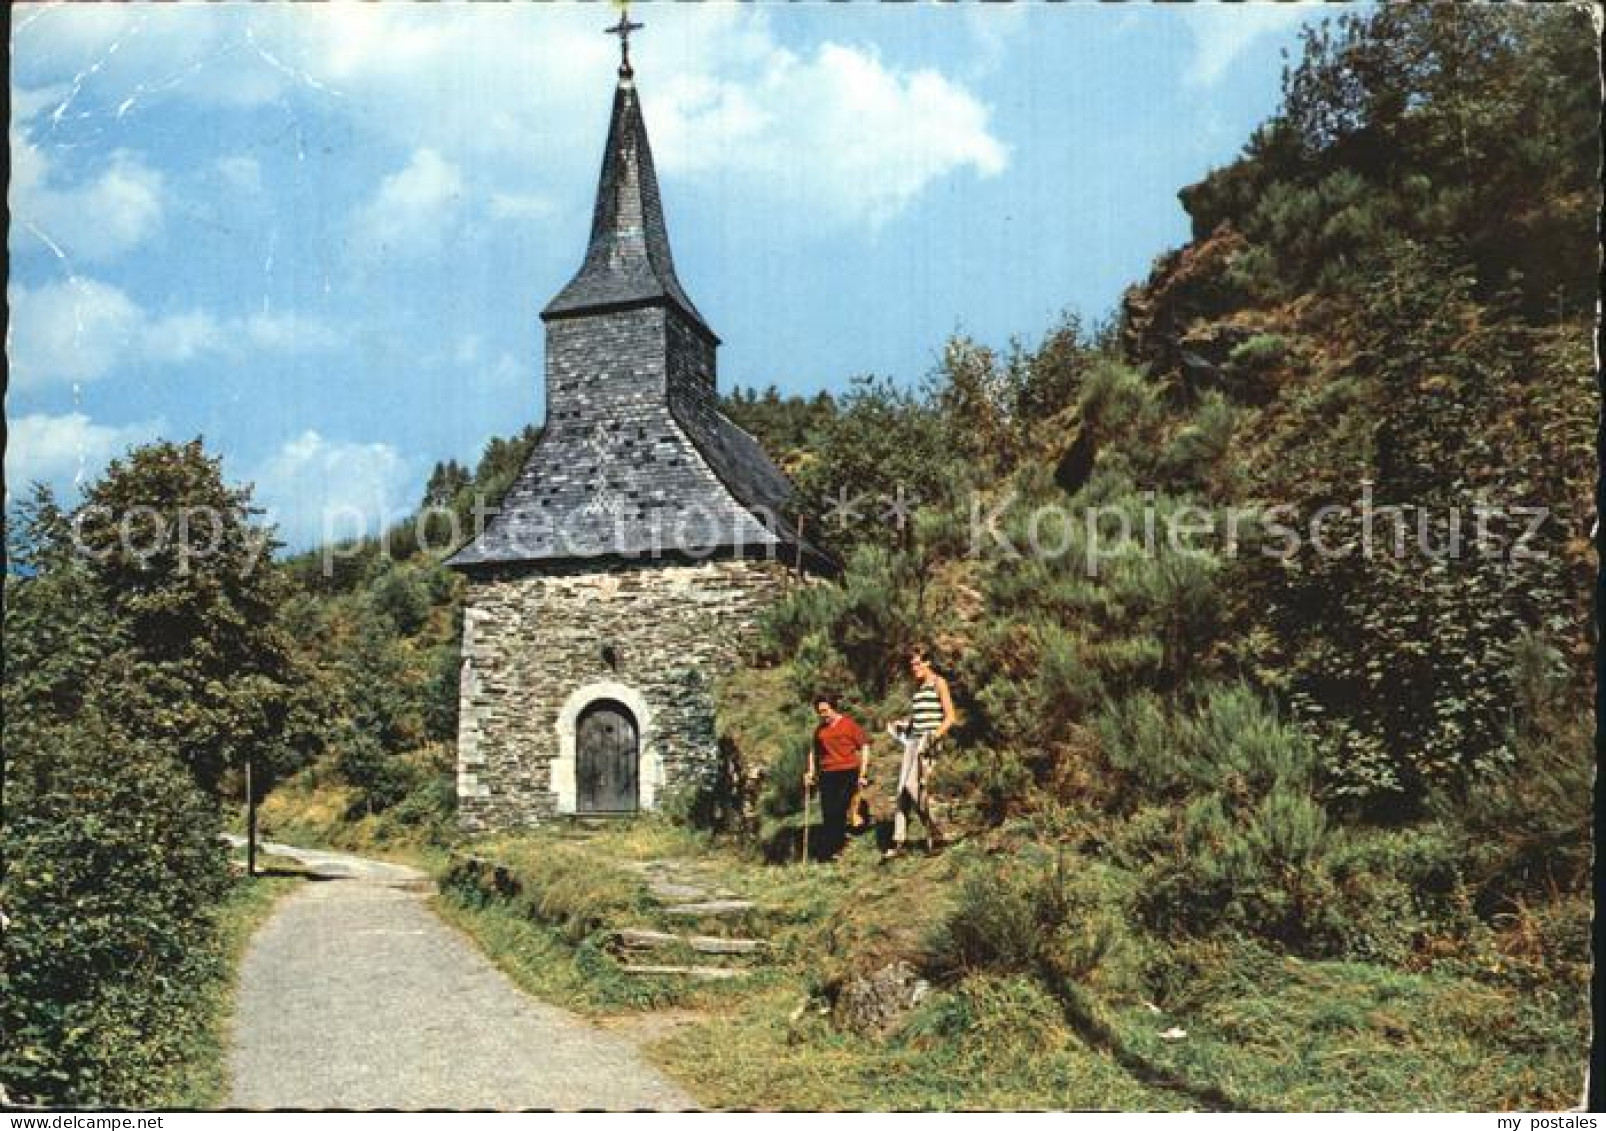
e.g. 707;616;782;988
804;694;870;863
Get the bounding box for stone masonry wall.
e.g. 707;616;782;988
456;555;792;832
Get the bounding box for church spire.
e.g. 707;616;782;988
541;9;715;342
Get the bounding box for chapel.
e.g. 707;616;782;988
446;19;830;830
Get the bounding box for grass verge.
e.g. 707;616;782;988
651;977;1182;1110
169;873;302;1108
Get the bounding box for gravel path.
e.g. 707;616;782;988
224;843;695;1110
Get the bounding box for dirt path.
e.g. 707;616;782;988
224;842;694;1110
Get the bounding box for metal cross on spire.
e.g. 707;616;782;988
605;3;643;79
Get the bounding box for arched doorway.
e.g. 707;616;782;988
575;699;639;814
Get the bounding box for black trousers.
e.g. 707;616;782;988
816;769;859;860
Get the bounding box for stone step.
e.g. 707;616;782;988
647;881;718;902
386;878;437;894
661;899;756;918
617;963;752;981
628;861;740;903
613;928;767;955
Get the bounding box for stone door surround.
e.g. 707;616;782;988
552;680;662;814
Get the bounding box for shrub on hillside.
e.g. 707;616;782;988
788;374;963;559
937;745;1038;827
1119;788;1343;952
371;564;433;636
1324;825;1467;964
759;545;928;701
928;855;1121;990
1228;333;1289;371
337;733;424;817
1157;391;1237;493
377;745;458;842
1429;632;1591;914
1096;687;1344;951
1097;683;1315;806
1077;359;1159;441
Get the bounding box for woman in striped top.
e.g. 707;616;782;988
884;645;957;860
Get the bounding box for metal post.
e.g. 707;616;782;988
246;756;258;879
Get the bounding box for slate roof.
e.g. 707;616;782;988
446;404;831;572
541;75;716;344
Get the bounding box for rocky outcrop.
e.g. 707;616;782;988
1120;223;1254;384
831;961;931;1038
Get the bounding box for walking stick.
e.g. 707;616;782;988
800;772;812;866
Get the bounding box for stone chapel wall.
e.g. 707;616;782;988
456;555;791;831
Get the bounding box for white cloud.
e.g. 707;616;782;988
10;134;165;261
250;430;414;549
216;154;263;194
7;278;142;385
7;278;343;389
351;147;464;257
4;411;164;499
15;6;1005;230
1183;4;1312;88
243;311;343;353
653;41;1007;226
144;310;224;363
10;83;71;124
11;6;280;112
961;3;1029;78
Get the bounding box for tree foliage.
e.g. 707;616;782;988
72;440;305;795
1178;5;1597;319
3;466;256;1104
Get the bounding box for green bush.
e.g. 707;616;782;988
939;745;1037;826
1325;825;1468;963
1158;391;1236;488
423;640;462;743
1097;683;1315;806
1077;359;1158;439
928;855;1121;989
371;564;432;636
758;738;812;837
377;745;458;842
1;477;264;1106
1228;333;1289;371
788;374;963;559
1;730;228;1105
1430;702;1592;914
1120;788;1342;952
337;733;424;817
759;545;927;701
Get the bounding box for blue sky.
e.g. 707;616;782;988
8;2;1331;548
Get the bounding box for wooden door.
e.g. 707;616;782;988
576;701;638;814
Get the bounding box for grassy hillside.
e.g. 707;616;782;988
431;816;1584;1110
255;5;1595;1111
